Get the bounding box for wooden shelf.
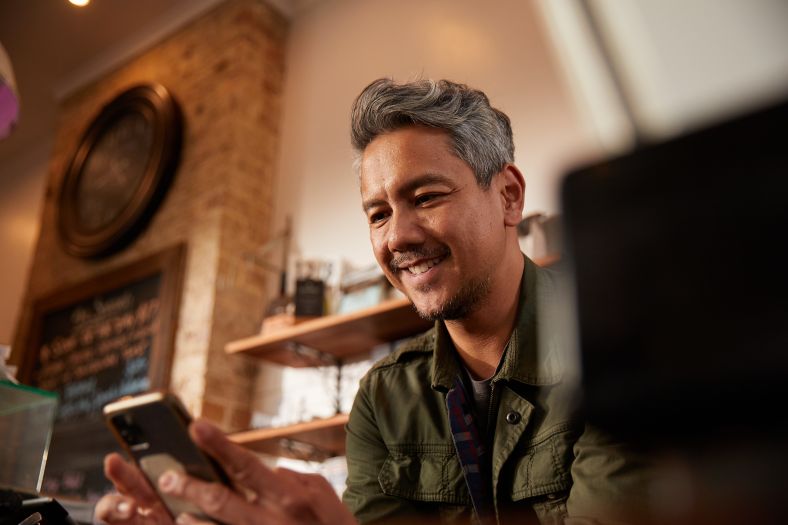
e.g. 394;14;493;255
225;297;432;367
229;414;349;459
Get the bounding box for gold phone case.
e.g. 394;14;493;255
103;391;230;520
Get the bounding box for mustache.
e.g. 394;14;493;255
389;246;450;272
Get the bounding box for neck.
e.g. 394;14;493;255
445;248;524;380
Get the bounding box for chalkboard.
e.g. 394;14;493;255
19;245;185;501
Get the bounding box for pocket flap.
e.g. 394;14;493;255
378;446;471;505
510;428;574;500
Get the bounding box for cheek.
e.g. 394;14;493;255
454;208;497;257
369;230;389;266
420;213;450;242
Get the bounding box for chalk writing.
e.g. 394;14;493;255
32;275;162;424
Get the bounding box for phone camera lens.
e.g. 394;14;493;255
112;414;145;446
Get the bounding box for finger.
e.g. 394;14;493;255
274;470;355;525
94;493;161;525
291;472;357;525
105;453;162;508
271;469;325;520
158;469;259;525
94;493;136;524
168;514;212;525
189;419;291;498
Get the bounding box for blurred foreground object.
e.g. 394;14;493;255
563;98;788;524
0;41;20;140
0;382;57;494
0;383;83;523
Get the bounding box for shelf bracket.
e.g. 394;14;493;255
278;438;334;462
285;342;339;367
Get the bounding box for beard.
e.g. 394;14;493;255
390;244;493;321
413;273;491;321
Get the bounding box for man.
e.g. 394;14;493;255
344;79;649;524
96;79;648;525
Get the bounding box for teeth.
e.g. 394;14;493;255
407;257;442;275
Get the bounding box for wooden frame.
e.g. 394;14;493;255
19;244;186;394
58;83;183;258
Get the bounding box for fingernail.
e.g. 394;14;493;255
176;513;193;524
159;470;179;492
116;501;131;517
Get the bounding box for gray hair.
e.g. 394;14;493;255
350;78;514;188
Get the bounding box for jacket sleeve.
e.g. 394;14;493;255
565;424;655;525
342;374;422;525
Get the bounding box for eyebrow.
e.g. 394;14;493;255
362;173;455;213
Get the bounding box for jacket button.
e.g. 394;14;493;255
505;411;521;425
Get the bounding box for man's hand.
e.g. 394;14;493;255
95;419;357;525
94;452;171;524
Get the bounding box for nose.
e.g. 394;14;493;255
386;208;426;253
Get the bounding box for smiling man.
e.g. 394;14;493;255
343;79;650;525
359;125;524;381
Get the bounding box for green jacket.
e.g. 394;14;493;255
343;257;652;524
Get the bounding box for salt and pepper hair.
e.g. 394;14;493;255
350;78;515;188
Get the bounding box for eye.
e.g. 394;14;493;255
368;210;390;225
415;193;440;206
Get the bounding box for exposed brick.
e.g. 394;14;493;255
230;406;252;430
12;0;288;433
201;400;226;424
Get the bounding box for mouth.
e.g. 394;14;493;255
403;256;445;275
393;251;450;284
389;248;450;285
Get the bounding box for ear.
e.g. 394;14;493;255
496;164;525;227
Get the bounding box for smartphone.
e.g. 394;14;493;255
103;391;232;520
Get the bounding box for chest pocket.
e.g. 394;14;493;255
509;426;575;501
378;445;472;506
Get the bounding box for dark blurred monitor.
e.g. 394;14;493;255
562;98;788;446
561;99;788;523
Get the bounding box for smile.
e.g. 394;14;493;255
405;256;445;275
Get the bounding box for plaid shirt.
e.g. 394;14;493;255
447;375;495;525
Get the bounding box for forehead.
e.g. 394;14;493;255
359;126;472;197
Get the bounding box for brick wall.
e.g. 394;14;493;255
12;0;288;431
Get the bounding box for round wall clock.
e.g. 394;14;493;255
58;83;182;258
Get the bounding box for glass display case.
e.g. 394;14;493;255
0;380;58;493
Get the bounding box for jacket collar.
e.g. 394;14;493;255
430;255;563;391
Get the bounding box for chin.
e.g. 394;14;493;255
404;294;439;321
413;305;442;322
411;297;466;322
411;277;490;322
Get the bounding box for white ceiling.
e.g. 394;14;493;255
0;0;318;172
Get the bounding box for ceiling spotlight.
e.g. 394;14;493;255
69;0;90;6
